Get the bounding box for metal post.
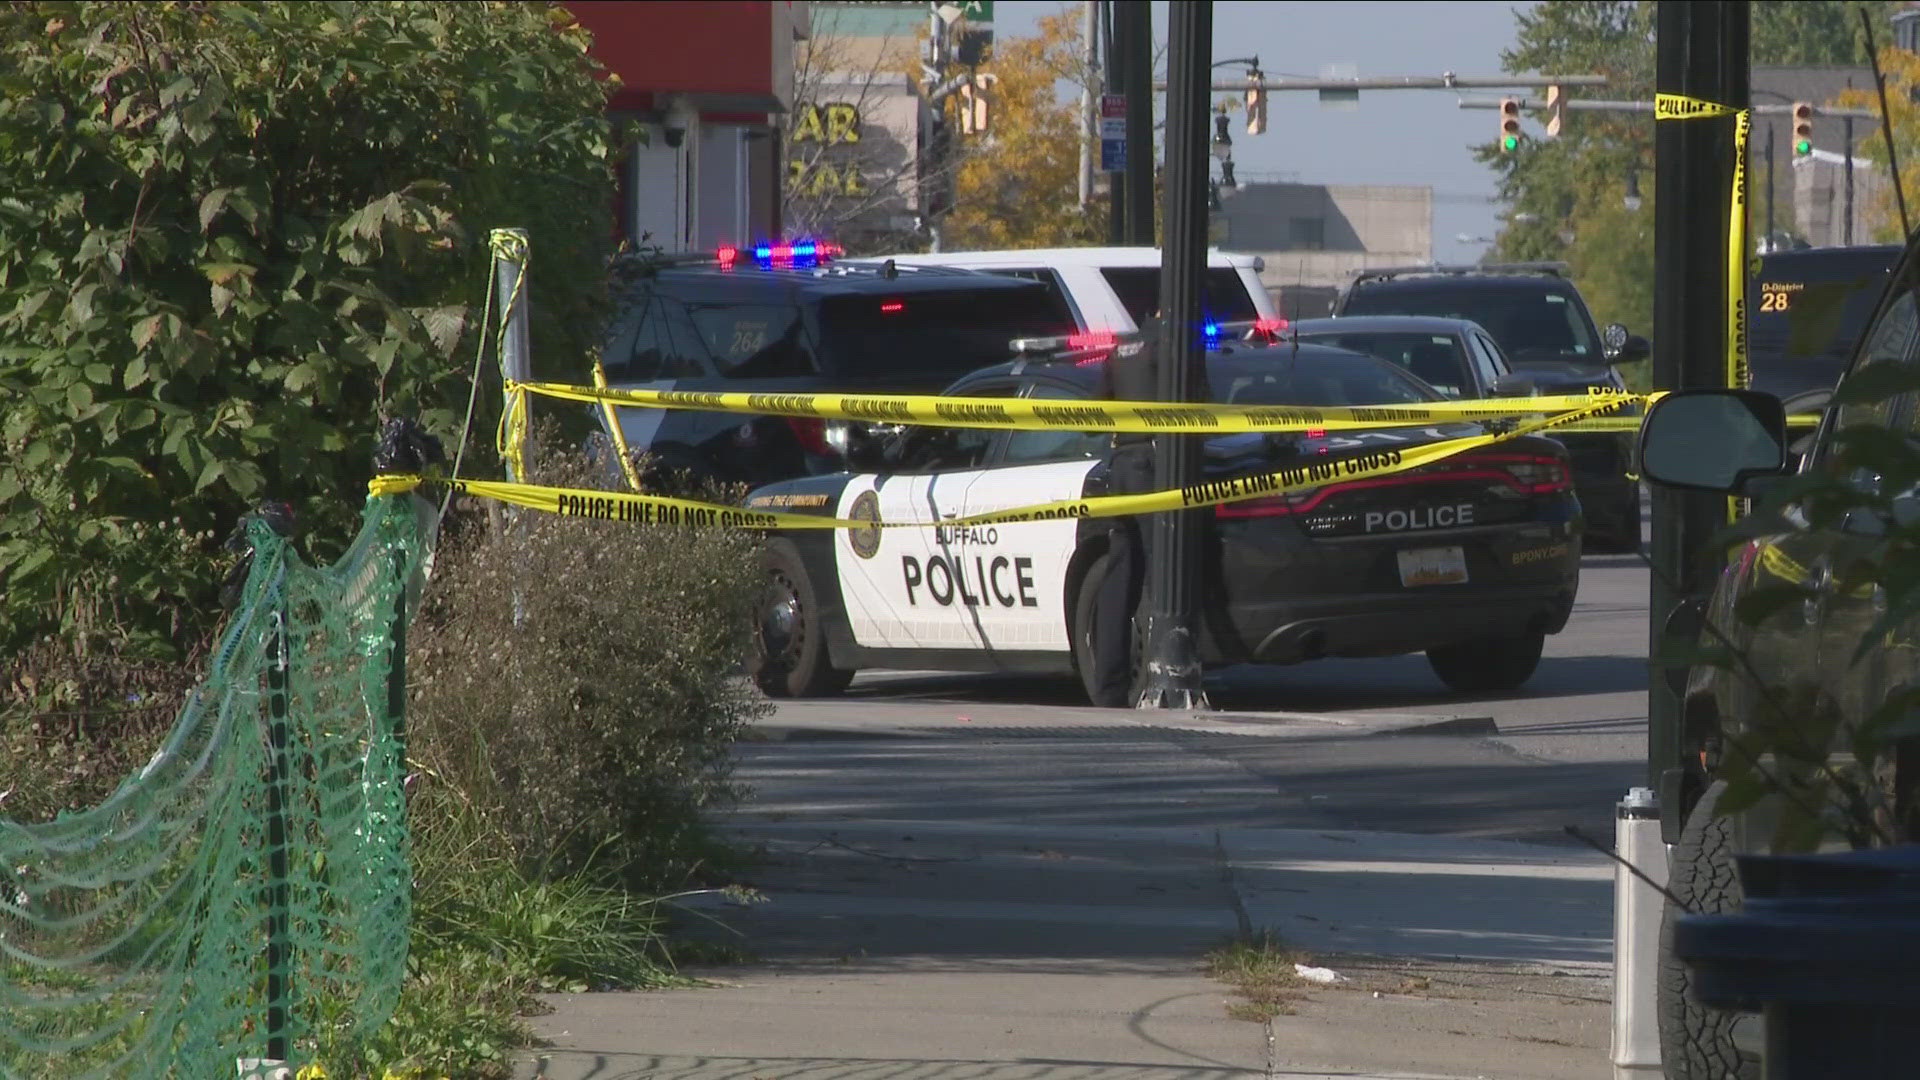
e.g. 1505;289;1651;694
264;605;293;1064
1845;116;1856;246
1137;0;1211;711
492;229;532;483
1766;123;1775;246
1120;0;1154;245
1103;0;1125;244
1079;0;1096;209
1650;2;1747;817
1611;788;1668;1078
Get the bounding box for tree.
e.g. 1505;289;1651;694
943;11;1107;250
1752;1;1901;65
0;2;616;658
1836;46;1920;243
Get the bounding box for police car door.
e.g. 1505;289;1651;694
831;400;1007;652
951;381;1108;653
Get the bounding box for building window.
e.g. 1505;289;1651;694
1289;217;1326;251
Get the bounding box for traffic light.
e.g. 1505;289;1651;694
1543;84;1565;139
1792;102;1814;157
958;74;996;135
1499;97;1522;152
1245;74;1266;136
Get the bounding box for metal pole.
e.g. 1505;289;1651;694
1120;0;1154;245
264;605;292;1064
1845;116;1856;246
492;229;532;483
1766;123;1775;246
1137;0;1210;710
1650;0;1747;818
1103;0;1123;244
1079;0;1096;209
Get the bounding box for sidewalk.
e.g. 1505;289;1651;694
514;820;1612;1080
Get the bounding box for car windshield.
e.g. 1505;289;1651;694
1100;267;1261;325
815;287;1072;381
1342;281;1598;366
1205;351;1442;407
1290;331;1471;397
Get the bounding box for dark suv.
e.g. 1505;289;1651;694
1334;264;1649;552
595;247;1076;488
1636;237;1920;1079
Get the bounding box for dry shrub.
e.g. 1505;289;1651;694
408;452;768;887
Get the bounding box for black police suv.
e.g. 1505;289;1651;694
1637;236;1920;1079
1334;263;1648;552
741;340;1584;705
595;245;1079;490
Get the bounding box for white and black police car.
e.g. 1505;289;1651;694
742;337;1584;706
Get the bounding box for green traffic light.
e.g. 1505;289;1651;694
1795;138;1812;156
1502;135;1519;152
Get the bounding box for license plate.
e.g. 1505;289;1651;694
1398;546;1468;587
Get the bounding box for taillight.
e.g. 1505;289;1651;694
786;417;832;456
1425;452;1570;493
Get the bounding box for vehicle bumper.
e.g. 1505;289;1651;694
1216;583;1578;665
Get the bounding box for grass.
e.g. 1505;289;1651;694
1204;931;1311;1022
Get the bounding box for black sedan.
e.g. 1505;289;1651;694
741;342;1584;705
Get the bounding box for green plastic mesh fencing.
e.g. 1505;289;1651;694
1;494;425;1079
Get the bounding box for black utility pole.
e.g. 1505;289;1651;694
1137;0;1210;709
1119;0;1154;245
1845;115;1856;245
1765;123;1774;245
1650;1;1748;821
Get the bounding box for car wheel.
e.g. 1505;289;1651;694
1658;781;1761;1080
750;540;853;698
1072;550;1138;708
1425;630;1545;693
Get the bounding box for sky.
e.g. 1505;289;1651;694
987;1;1537;263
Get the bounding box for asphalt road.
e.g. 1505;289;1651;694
783;543;1655;846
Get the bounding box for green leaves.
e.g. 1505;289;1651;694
0;0;616;656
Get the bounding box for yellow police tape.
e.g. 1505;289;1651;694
511;379;1642;434
371;392;1628;530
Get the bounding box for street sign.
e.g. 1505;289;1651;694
1100;93;1126;172
1318;63;1359;110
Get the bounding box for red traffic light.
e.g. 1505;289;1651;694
1499;97;1522;152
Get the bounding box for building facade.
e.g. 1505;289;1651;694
567;1;812;253
1213;182;1434;317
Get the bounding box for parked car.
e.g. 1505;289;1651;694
593;244;1079;490
1636;234;1920;1080
1329;268;1647;552
850;246;1282;335
741;340;1583;704
1286;314;1524;400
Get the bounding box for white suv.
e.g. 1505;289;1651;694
852;246;1280;335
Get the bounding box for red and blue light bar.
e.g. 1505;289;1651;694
716;239;843;271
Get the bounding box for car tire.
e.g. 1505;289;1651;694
1658;780;1761;1080
1072;550;1137;708
750;539;853;698
1425;630;1545;693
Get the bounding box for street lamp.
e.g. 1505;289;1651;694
1212;108;1235;188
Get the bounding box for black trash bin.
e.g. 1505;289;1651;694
1672;843;1920;1079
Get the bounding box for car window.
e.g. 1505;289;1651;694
1001;382;1108;464
1293;331;1470;397
686;302;815;378
814;287;1071;381
1819;286;1919;477
984;268;1086;331
1212;354;1438;407
895;381;1018;472
1342;281;1599;365
1099;267;1259;325
606;292;709;380
1473;332;1511;379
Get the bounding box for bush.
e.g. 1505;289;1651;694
407;449;769;887
0;1;617;661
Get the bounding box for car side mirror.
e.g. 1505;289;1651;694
1603;323;1652;364
1490;373;1538;397
1638;389;1789;494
